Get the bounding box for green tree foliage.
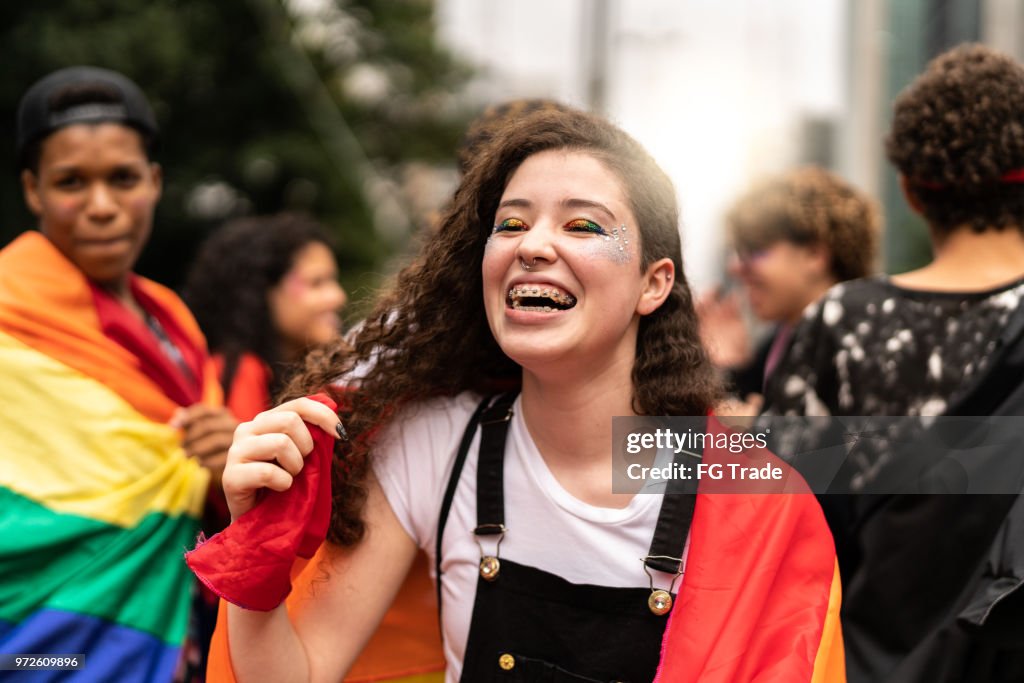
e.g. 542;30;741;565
0;0;473;297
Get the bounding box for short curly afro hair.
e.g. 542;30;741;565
885;43;1024;234
727;166;881;282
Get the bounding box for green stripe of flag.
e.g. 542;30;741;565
0;486;200;645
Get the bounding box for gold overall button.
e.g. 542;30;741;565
498;653;516;670
648;589;673;615
480;556;501;581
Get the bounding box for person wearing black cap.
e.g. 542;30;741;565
0;66;235;682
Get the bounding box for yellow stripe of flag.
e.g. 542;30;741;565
810;560;846;683
0;330;209;527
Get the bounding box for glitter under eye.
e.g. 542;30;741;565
493;217;527;233
565;218;606;234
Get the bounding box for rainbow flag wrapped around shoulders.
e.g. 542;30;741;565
0;231;220;682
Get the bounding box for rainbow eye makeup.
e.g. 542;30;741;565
486;215;634;265
492;217;527;233
565;218;607;235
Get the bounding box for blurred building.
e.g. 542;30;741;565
436;0;1024;286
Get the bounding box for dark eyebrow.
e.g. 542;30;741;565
496;197;618;222
49;160;147;174
562;198;617;222
497;198;532;210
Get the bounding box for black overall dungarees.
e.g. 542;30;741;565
435;394;699;682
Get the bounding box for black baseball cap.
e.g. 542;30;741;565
16;66;158;168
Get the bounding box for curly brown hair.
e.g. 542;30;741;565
885;43;1024;233
288;107;721;545
183;212;336;399
727;166;881;281
456;98;573;174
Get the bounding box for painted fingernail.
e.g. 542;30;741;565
335;421;349;442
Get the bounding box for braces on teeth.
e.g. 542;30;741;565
508;285;577;311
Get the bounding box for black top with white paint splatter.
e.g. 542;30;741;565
763;275;1024;418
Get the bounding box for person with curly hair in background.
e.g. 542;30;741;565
184;213;348;421
763;44;1024;682
190;106;846;682
698;167;880;411
184;214;450;683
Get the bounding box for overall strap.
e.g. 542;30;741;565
435;393;517;628
643;434;702;575
474;393;517;536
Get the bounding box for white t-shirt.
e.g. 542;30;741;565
372;393;685;682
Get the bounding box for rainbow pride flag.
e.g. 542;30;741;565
0;232;220;682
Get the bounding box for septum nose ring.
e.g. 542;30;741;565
520;257;537;271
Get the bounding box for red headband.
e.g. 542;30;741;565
913;168;1024;190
